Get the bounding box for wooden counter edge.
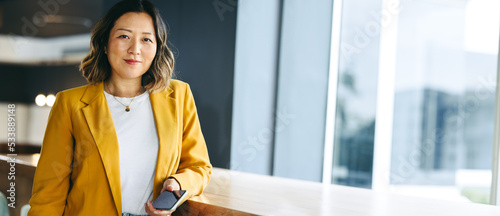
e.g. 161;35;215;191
176;199;259;216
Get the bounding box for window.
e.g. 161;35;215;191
331;0;499;204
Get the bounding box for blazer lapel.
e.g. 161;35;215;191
80;82;122;214
149;87;178;200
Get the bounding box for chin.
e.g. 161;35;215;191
119;71;148;79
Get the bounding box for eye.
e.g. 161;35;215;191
143;38;154;43
118;35;129;39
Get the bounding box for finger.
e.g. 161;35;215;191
166;178;180;189
144;202;152;215
167;185;174;191
146;200;174;216
145;200;154;214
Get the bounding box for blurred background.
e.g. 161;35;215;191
0;0;499;208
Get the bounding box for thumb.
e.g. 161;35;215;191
166;185;174;191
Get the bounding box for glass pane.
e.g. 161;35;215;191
331;0;382;188
389;0;498;204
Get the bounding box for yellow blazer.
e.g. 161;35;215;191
28;80;212;216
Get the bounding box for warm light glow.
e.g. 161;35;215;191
46;94;56;107
35;94;46;106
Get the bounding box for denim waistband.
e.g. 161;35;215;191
122;213;148;216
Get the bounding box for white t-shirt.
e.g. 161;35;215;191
104;89;159;215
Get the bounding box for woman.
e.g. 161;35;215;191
28;0;212;215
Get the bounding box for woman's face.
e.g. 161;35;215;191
106;12;157;82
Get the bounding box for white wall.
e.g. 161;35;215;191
273;0;334;182
230;0;282;175
0;102;51;146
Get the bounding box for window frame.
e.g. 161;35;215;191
490;40;500;205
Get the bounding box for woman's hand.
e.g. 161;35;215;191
144;200;174;216
144;178;181;216
161;177;181;193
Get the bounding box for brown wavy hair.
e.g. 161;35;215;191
80;0;174;93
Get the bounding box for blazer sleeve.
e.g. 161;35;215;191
28;92;74;216
170;83;212;196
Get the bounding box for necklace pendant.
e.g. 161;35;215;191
125;106;130;112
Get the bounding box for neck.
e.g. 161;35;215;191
105;78;145;98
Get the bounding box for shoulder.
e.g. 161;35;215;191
53;84;93;107
169;79;190;91
57;84;92;97
167;79;193;98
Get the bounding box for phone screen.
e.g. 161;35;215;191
152;190;188;210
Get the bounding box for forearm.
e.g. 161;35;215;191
170;164;212;196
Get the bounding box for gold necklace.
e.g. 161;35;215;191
105;83;143;112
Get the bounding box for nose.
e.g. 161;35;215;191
128;39;141;55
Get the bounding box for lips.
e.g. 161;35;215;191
124;59;141;65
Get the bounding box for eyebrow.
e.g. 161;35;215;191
116;28;153;35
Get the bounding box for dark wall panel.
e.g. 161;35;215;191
0;64;86;103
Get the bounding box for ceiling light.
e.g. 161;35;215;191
46;94;56;107
35;94;46;106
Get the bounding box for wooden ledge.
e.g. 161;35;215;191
175;200;258;216
2;155;500;216
181;168;500;215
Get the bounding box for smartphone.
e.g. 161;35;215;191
152;190;188;211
